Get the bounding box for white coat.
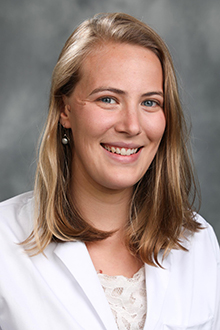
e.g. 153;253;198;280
0;192;219;330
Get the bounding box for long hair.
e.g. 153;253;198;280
23;13;201;266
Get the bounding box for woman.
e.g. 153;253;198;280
0;13;219;330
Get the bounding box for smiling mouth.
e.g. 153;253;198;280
101;144;141;156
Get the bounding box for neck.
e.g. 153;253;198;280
70;169;142;277
71;174;133;233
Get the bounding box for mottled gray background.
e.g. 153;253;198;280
1;0;220;241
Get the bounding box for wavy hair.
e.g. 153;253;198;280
23;13;201;265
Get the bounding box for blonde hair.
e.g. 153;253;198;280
23;13;201;265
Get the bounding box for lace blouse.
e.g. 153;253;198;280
97;266;146;330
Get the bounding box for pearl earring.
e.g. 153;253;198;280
62;134;69;145
61;123;70;145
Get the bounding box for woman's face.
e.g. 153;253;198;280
61;43;166;192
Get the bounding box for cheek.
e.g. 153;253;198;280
71;109;113;140
143;112;166;141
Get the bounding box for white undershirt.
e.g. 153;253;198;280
97;266;146;330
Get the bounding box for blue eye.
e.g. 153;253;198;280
142;100;157;107
100;97;116;104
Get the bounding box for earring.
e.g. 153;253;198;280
62;134;69;145
61;124;69;145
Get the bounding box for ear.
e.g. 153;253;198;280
60;96;71;129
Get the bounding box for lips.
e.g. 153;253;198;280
101;144;140;156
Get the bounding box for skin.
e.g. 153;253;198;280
60;42;166;276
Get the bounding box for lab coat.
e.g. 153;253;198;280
0;192;219;330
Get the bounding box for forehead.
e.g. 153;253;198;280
83;42;161;68
78;42;163;89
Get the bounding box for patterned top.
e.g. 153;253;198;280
97;266;146;330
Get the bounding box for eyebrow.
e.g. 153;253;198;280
89;87;164;98
89;87;125;96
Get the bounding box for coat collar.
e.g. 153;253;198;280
144;252;171;329
54;241;171;330
53;241;118;330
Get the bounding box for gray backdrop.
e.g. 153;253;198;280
1;0;220;241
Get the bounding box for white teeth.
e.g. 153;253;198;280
103;145;138;155
121;148;126;155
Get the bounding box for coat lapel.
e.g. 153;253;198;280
54;241;118;330
144;252;171;329
54;242;171;330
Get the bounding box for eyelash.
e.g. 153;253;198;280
98;97;116;104
142;100;161;107
97;97;163;108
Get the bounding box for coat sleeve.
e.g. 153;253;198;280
213;261;220;329
208;225;220;330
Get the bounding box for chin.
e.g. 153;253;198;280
100;175;143;191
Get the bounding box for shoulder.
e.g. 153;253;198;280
191;213;220;263
0;191;34;243
0;191;33;209
160;214;220;327
170;213;220;271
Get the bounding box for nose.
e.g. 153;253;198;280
114;104;141;136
